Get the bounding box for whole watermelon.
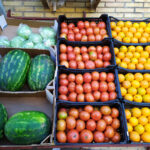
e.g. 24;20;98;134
0;104;7;139
0;50;31;91
28;54;55;91
4;111;51;145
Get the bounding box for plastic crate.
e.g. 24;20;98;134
54;101;127;145
55;66;120;104
117;68;150;106
57;14;111;42
109;16;150;45
57;38;116;71
123;102;150;145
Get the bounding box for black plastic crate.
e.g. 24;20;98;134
57;38;116;71
123;102;150;145
54;101;127;145
117;68;150;106
55;66;120;104
57;14;111;42
109;16;150;45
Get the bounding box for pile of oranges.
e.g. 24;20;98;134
111;21;150;43
115;45;150;70
119;73;150;103
125;107;150;143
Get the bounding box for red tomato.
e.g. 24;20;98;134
67;52;75;61
94;131;104;143
81;46;88;54
85;60;95;69
75;33;82;41
59;95;68;101
83;73;92;83
59;53;67;61
85;93;94;102
79;111;90;121
82;53;89;62
89;51;97;61
103;61;111;68
100;92;109;102
77;94;85;102
108;82;116;92
76;120;85;132
86;119;96;131
69;60;77;69
86;27;93;35
76;84;83;94
103;115;113;125
81;35;88;42
57;131;67;143
68;23;75;30
104;137;110;142
68;92;77;102
84;105;94;113
80;29;86;35
95;59;103;68
60;61;69;68
96;119;106;132
104;126;115;138
77;21;85;29
60;44;67;53
97;21;106;29
90;21;97;28
60;33;67;39
99;81;108;92
68;82;75;92
59;73;67;79
73;27;80;34
107;73;114;82
67;129;79;143
74;47;80;54
102;46;110;54
100;106;111;115
76;54;82;62
112;118;120;129
95;34;102;41
88;46;96;52
112;132;121;143
68;29;74;34
100;29;107;36
69;108;79;119
94;27;100;35
111;108;119;118
103;52;111;61
67;33;75;41
99;72;107;81
61;28;68;34
77;61;85;69
59;86;68;95
80;129;93;143
68;74;75;82
61;22;67;28
93;91;101;101
109;92;117;100
84;21;90;28
88;35;95;41
76;74;83;84
83;83;92;93
96;46;103;54
67;46;73;53
91;81;99;91
92;71;99;81
97;54;103;60
91;110;101;121
78;107;83;113
59;79;68;86
66;116;76;129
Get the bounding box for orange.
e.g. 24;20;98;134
127;123;133;132
147;37;150;42
119;62;127;68
129;131;140;142
133;23;140;29
139;22;147;28
117;21;124;27
122;80;131;89
122;27;129;33
143;94;150;103
114;26;121;33
114;47;119;55
123;37;131;43
117;52;125;59
145;45;150;53
125;21;132;28
146;88;150;94
135;124;145;135
148;23;150;27
134;32;142;39
126;52;133;58
128;46;136;52
136;46;143;53
115;36;122;42
131;37;138;43
126;32;133;38
143;32;149;38
143;73;150;81
129;117;138;126
110;22;116;29
145;27;150;33
137;27;144;33
148;116;150;123
144;63;150;70
141;107;150;116
133;94;142;103
131;58;138;64
147;58;150;63
138;87;146;95
128;63;136;70
141;132;150;142
131;80;140;88
131;107;141;117
140;80;149;88
141;51;149;59
118;74;125;83
134;73;143;81
134;52;140;59
136;63;144;70
125;109;131;119
144;124;150;133
112;31;117;38
138;57;146;64
125;94;133;101
128;87;137;95
138;116;148;125
123;58;130;64
116;57;121;64
129;27;136;33
121;87;127;96
139;37;147;43
120;45;128;52
125;73;134;81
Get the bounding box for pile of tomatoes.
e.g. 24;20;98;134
56;105;121;143
60;20;108;42
59;44;112;69
58;71;117;102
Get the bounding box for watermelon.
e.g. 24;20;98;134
4;111;51;145
0;50;31;91
28;54;55;91
0;104;7;139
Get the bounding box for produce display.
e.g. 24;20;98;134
4;111;51;144
60;21;108;42
56;105;121;143
59;44;112;69
58;72;117;102
125;107;150;143
119;72;150;103
115;45;150;70
111;21;150;43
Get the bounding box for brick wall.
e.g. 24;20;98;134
2;0;150;19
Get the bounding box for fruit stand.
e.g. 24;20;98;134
0;13;150;149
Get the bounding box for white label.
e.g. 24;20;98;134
0;15;7;30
